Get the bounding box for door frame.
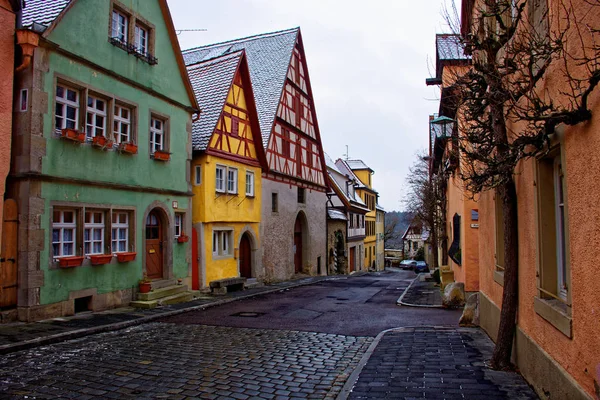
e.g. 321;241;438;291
142;202;173;281
237;226;258;279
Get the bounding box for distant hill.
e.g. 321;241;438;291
384;211;412;249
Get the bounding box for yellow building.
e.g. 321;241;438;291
186;51;267;289
336;159;379;270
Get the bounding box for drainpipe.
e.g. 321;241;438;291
15;29;39;73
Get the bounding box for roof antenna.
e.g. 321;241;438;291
343;145;349;160
176;28;208;36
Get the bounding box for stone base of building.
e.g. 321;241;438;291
479;292;593;400
16;288;133;322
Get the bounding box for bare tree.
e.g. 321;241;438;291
443;0;600;369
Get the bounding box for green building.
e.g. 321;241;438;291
10;0;198;321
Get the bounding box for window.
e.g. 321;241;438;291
272;192;278;213
84;211;105;255
227;168;238;194
111;212;129;253
135;24;148;55
55;84;79;130
150;116;165;153
212;230;233;257
86;95;107;139
215;165;226;193
194;165;202;186
19;89;28;112
297;187;305;204
174;213;183;238
111;9;128;42
52;210;76;257
245;171;254;196
114;104;132;144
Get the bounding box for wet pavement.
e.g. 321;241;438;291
397;276;443;307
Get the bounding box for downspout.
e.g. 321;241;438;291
15;29;39;73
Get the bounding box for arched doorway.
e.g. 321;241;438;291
145;210;163;279
294;213;306;274
239;232;252;278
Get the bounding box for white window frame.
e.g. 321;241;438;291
84;211;105;255
86;95;107;139
150;116;165;153
194;165;202;186
212;229;233;257
554;156;568;301
55;84;80;131
135;24;148;55
227;168;238;194
111;9;128;42
52;210;77;258
113;104;132;144
175;213;183;238
111;211;129;253
245;171;254;196
215;165;226;193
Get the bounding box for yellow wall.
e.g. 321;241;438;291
354;170;372;189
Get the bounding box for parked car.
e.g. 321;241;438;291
400;259;417;270
414;261;429;273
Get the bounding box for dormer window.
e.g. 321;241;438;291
109;1;157;65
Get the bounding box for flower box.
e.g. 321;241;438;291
92;136;114;149
58;256;84;268
60;128;86;143
116;251;137;262
119;142;138;154
153;150;170;161
89;254;113;265
177;235;189;243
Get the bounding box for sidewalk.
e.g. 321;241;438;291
397;274;443;307
339;326;538;400
0;275;333;355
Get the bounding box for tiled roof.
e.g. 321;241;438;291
183;28;299;148
436;34;469;61
22;0;72;29
327;209;348;221
187;51;243;150
345;159;372;171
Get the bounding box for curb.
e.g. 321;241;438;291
0;276;336;355
396;274;444;308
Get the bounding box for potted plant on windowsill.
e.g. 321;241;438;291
139;277;152;294
119;141;138;154
58;255;85;268
89;254;113;265
92;135;114;149
177;234;189;243
115;251;137;262
153;150;170;161
60;128;86;143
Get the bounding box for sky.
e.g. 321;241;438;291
167;0;456;212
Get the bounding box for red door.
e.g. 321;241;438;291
294;216;303;274
145;211;163;280
349;247;355;273
240;233;252;278
192;227;199;290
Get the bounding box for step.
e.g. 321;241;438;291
245;278;264;289
130;299;158;309
137;284;187;301
157;291;193;306
151;279;177;290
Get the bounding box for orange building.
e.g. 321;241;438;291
461;0;600;398
426;35;479;293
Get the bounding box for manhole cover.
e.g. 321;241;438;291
231;311;264;318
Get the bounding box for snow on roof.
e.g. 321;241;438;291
327;209;347;221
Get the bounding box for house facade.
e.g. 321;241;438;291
186;50;267;288
325;153;369;274
183;28;329;282
10;0;197;321
375;205;385;271
401;219;425;259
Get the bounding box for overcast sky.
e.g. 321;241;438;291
167;0;455;212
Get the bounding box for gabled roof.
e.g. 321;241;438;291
21;0;72;29
335;159;366;189
187;51;244;150
183;28;299;147
345;159;373;173
324;152;342;174
326;154;369;212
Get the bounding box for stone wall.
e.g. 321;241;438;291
326;219;347;275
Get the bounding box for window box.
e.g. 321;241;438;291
60;128;86;143
58;256;85;268
153;150;170;161
92;135;114;149
89;254;113;266
119;142;138;154
116;251;137;262
177;234;189;243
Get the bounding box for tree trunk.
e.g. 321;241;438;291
490;178;519;369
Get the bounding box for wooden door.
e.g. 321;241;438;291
145;211;163;280
239;233;252;278
294;216;303;274
0;200;18;308
349;246;355;273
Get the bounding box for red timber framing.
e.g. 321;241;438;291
206;53;267;168
265;34;328;191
